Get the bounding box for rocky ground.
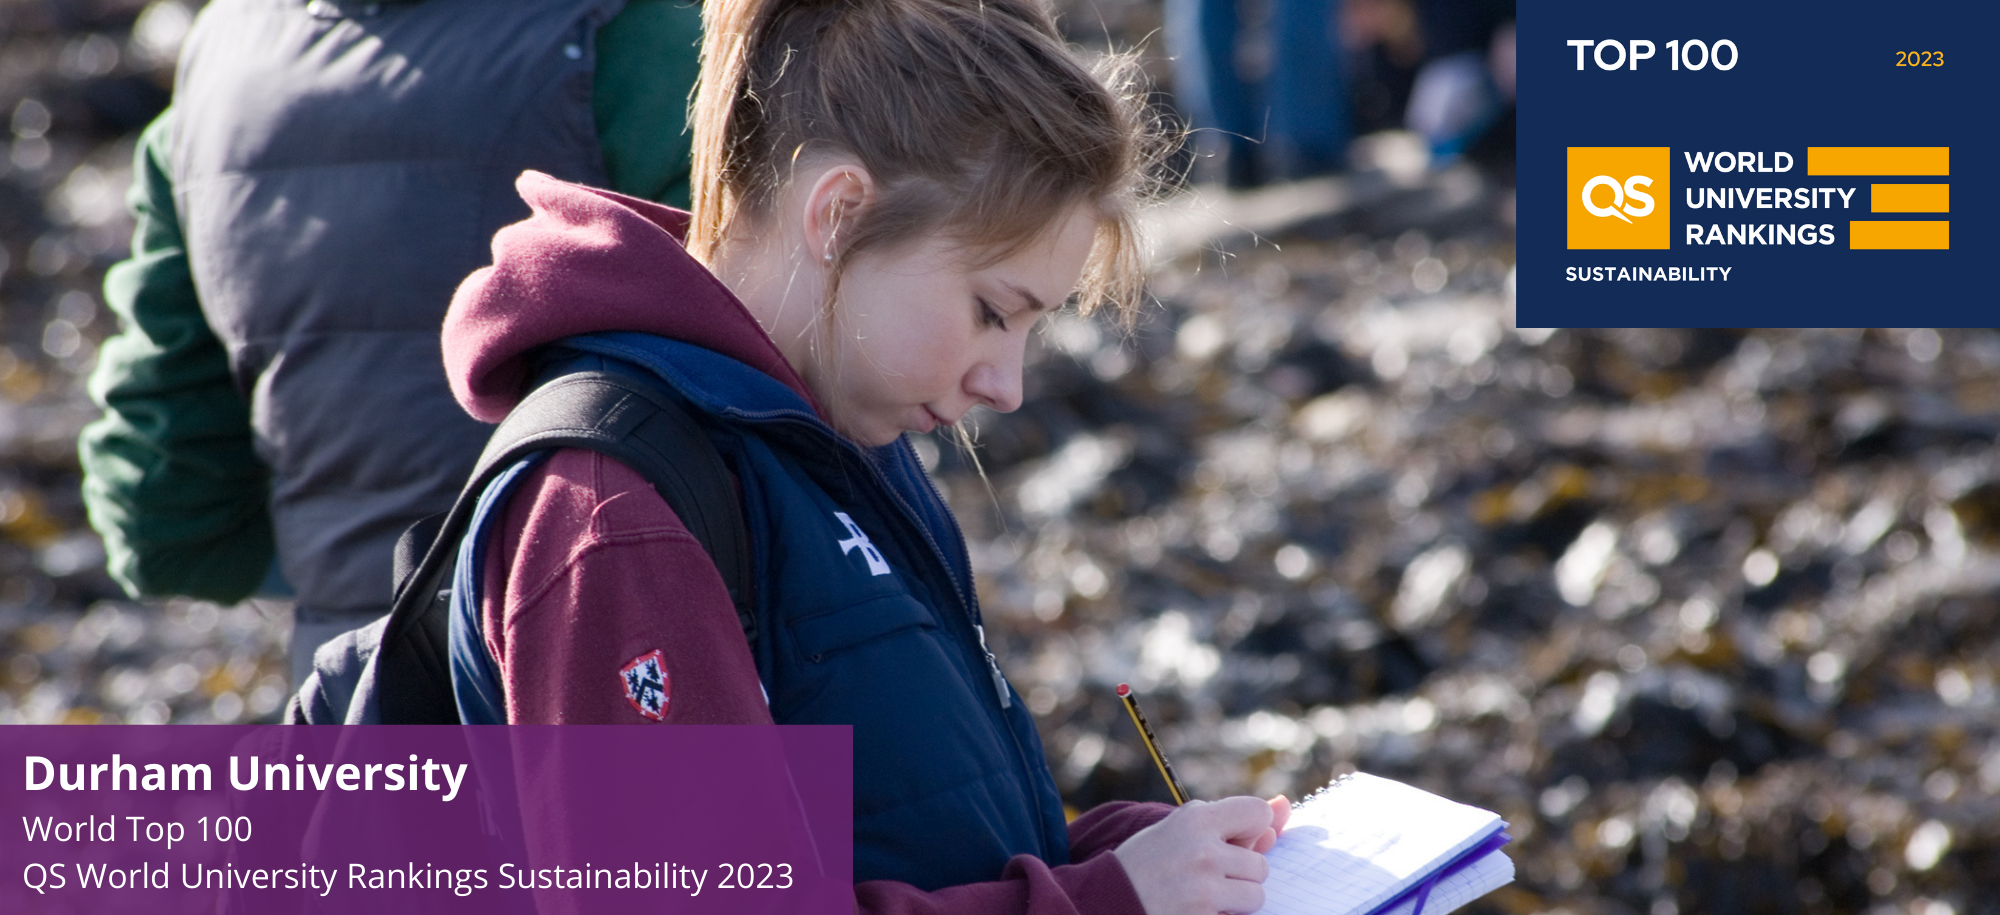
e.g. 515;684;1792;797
950;192;2000;915
2;2;1996;915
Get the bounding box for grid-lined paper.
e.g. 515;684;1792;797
1375;846;1515;915
1255;773;1511;915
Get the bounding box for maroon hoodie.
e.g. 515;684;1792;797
443;171;1169;914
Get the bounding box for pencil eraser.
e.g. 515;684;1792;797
1116;683;1131;697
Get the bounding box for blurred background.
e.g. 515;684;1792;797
0;1;1995;914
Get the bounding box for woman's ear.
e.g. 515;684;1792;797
800;161;874;266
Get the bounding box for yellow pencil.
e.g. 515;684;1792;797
1118;683;1190;805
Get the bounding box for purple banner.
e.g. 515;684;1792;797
1;725;852;914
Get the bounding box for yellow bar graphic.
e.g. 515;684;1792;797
1849;221;1949;249
1871;184;1948;213
1809;147;1948;176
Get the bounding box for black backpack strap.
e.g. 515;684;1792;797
593;377;758;649
376;371;753;724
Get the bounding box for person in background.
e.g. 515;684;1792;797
78;0;703;690
1166;0;1350;188
1341;0;1423;137
1405;0;1514;162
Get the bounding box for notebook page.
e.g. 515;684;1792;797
1375;848;1515;915
1255;773;1505;915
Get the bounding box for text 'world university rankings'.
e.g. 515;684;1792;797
1520;0;1980;325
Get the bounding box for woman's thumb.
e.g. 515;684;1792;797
1252;796;1290;853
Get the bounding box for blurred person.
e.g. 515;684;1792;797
78;0;705;689
1167;0;1351;187
1405;0;1513;162
1341;0;1424;136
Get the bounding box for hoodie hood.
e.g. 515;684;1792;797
444;171;815;423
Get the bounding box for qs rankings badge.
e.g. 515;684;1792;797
1524;2;1989;324
1567;147;1671;249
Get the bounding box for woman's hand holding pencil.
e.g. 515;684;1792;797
1114;683;1292;914
1112;796;1292;915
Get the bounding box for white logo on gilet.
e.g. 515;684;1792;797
834;512;891;576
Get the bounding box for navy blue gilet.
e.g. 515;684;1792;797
450;332;1071;889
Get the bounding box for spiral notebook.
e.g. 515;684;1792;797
1256;773;1514;915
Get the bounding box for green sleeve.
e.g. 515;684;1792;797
79;110;275;603
593;0;704;209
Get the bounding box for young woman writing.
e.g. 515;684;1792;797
441;0;1287;911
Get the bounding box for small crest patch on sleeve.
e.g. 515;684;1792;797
619;650;671;721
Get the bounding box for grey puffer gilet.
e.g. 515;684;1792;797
168;0;621;614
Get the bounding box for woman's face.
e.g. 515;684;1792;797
808;206;1099;447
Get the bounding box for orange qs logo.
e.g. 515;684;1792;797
1567;147;1671;249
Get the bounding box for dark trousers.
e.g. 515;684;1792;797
1167;0;1350;185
